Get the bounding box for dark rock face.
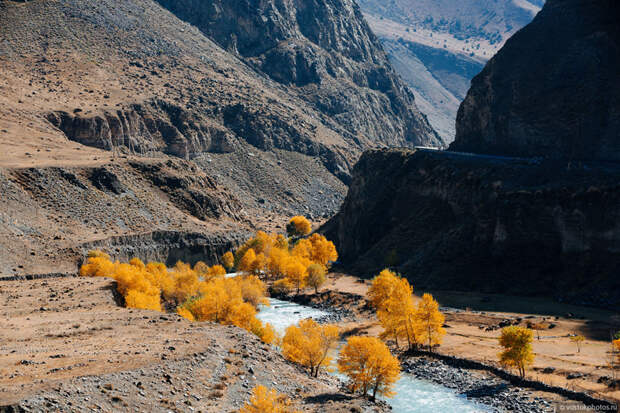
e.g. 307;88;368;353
451;0;620;161
323;149;620;308
79;230;248;267
154;0;443;148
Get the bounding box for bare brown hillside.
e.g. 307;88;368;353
0;276;387;412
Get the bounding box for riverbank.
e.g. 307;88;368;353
283;273;620;410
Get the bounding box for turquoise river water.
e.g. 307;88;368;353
257;298;492;413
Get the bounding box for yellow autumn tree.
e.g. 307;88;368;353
378;291;419;350
282;319;339;377
251;319;279;346
267;247;290;279
193;261;209;278
570;335;585;353
306;263;326;294
498;326;535;378
307;233;338;268
271;278;293;296
369;270;423;350
238;248;257;274
206;264;226;280
240;385;299;413
286;216;311;238
238;275;269;307
168;261;201;304
415;293;446;351
368;269;401;310
291;238;313;260
284;257;308;294
337;336;400;400
79;250;115;277
222;251;235;271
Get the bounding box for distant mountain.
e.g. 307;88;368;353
358;0;543;142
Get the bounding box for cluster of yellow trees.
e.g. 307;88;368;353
368;269;446;351
245;334;401;410
233;217;337;295
79;250;277;344
279;318;400;400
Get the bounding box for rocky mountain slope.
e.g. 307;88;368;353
358;0;542;141
451;0;620;160
154;0;441;150
323;0;620;308
0;0;437;275
323;149;620;308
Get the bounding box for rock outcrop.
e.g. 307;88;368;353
154;0;442;149
79;230;248;267
323;149;620;308
451;0;620;161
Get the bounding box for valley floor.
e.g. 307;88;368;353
310;274;620;406
1;272;618;412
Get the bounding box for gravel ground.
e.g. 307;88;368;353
404;358;557;412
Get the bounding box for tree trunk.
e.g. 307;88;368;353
371;382;379;401
428;325;432;352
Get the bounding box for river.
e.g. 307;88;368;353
257;298;493;413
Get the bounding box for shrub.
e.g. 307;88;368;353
286;216;311;238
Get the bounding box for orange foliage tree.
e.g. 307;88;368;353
337;336;400;400
415;293;446;351
79;251;277;345
282;319;339;377
368;269;445;351
240;385;299;413
306;263;326;294
368;269;402;311
221;251;235;271
283;257;308;294
498;326;535;378
286;216;311;238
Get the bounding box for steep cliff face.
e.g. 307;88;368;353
154;0;442;148
324;149;620;308
451;0;620;160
